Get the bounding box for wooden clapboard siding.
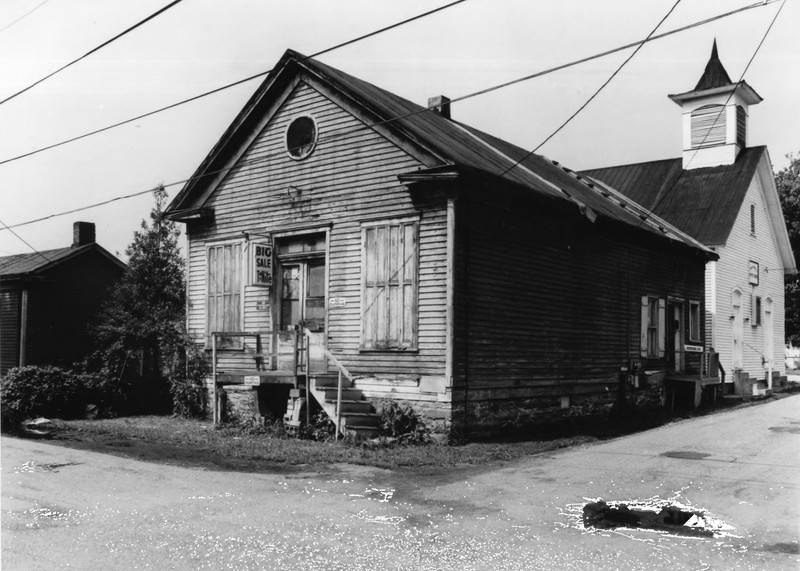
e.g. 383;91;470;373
711;173;786;379
185;80;448;379
454;191;706;401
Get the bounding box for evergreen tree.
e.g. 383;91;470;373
776;153;800;345
94;185;186;412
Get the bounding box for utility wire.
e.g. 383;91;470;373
0;0;51;34
1;0;185;106
647;0;786;214
0;218;51;263
0;0;782;233
499;0;683;177
0;0;468;167
0;0;776;169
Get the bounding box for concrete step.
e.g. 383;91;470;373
329;399;373;414
344;425;380;439
341;412;381;428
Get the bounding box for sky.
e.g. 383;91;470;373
1;0;798;260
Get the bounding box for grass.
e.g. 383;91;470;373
13;385;799;473
35;416;595;472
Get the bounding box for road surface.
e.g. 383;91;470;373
3;395;799;570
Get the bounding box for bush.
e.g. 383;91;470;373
379;401;430;444
303;409;338;442
164;337;208;419
1;366;86;428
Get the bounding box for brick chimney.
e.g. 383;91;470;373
428;95;451;119
73;221;96;247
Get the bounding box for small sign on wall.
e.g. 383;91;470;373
329;297;347;309
684;345;703;353
748;260;759;285
251;242;273;287
244;375;260;386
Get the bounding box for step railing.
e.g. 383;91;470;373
303;328;357;437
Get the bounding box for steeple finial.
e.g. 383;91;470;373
693;39;733;91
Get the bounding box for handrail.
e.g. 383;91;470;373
304;328;357;437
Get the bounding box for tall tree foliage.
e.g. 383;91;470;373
776;152;800;345
94;186;186;411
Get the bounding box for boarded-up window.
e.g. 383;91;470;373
207;242;243;347
361;220;418;350
691;104;726;148
640;296;666;358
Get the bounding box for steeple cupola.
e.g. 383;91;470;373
668;40;762;169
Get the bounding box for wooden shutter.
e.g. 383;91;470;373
207;242;242;345
657;298;666;358
361;221;418;350
640;296;649;357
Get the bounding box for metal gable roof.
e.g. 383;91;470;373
0;247;78;276
0;244;125;278
166;49;714;257
582;146;766;245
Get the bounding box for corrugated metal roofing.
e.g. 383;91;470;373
0;247;79;277
581;146;765;245
0;243;125;278
167;49;714;256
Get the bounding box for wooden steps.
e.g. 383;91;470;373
307;373;380;439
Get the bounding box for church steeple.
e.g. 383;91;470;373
693;40;733;91
668;40;763;170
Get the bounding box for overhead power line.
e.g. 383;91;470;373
0;218;51;263
0;0;776;169
0;0;469;167
0;0;52;34
1;0;185;106
500;0;683;177
0;0;782;234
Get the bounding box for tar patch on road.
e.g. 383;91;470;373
768;420;800;434
661;450;712;460
760;542;800;554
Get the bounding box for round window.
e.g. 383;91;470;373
285;116;317;160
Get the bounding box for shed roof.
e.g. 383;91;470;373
581;146;766;245
166;49;714;258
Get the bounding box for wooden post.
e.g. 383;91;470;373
211;333;218;424
305;330;310;430
336;370;343;438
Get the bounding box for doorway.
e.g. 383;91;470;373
276;233;327;372
666;301;683;372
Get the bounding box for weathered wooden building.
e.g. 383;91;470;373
0;222;126;376
165;50;717;436
583;42;797;395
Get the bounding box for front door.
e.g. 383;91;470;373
280;259;326;372
666;301;683;372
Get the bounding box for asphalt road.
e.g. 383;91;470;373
3;395;799;570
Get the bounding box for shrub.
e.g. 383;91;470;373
164;336;208;419
1;366;86;428
303;409;337;442
379;400;430;444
